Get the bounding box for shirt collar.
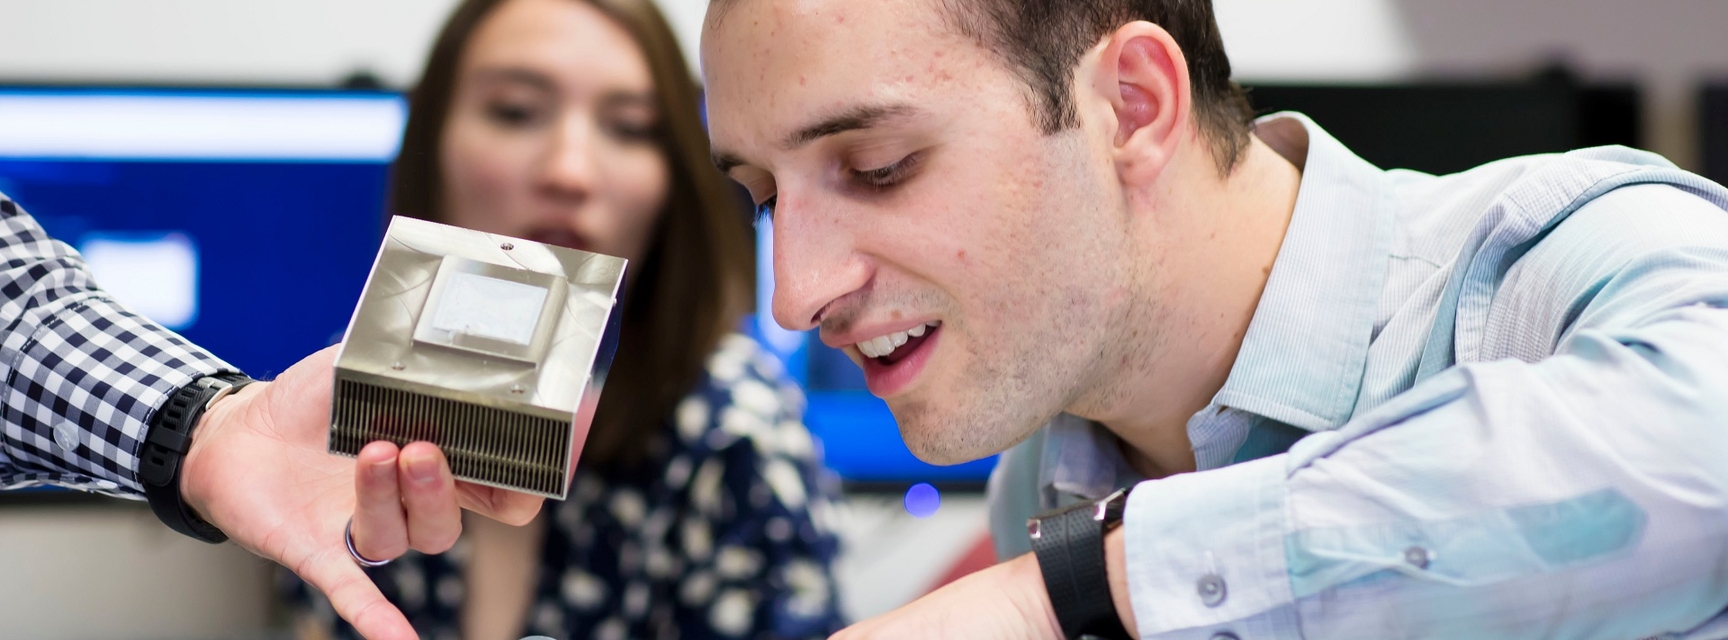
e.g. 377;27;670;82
1035;112;1395;502
1208;112;1394;432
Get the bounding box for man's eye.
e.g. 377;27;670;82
753;196;777;228
851;153;922;190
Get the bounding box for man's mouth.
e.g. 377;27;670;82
852;321;940;366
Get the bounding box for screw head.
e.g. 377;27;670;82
390;362;405;371
510;384;526;394
500;242;515;251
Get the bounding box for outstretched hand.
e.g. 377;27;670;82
176;346;546;640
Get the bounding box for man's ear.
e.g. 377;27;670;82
1089;21;1191;186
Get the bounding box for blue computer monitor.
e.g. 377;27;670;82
0;87;401;381
0;85;994;486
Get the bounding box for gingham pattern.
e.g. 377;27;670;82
0;192;233;498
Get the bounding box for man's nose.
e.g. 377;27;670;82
769;194;869;332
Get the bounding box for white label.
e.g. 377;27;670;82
429;272;548;345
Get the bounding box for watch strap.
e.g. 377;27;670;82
1029;488;1133;640
141;372;253;543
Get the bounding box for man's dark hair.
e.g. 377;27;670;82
707;0;1254;172
942;0;1254;173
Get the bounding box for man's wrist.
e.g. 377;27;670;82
1010;551;1067;640
1029;487;1135;639
179;380;264;529
1106;527;1139;638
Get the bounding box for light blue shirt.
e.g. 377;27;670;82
987;112;1728;640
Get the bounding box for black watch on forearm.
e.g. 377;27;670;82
140;372;254;544
1028;486;1134;640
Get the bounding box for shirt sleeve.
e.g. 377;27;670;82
1122;193;1728;639
0;194;234;498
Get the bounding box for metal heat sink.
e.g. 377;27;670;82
330;216;626;499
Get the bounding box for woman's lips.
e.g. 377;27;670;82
525;229;590;252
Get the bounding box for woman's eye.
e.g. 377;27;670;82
851;153;921;190
485;102;540;127
753;195;777;228
605;119;659;143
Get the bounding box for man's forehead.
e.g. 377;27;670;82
707;0;942;31
702;0;981;151
702;0;954;63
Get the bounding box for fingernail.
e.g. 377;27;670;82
371;456;395;480
409;454;439;484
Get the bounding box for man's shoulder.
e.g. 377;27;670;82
1386;146;1716;266
1485;181;1728;359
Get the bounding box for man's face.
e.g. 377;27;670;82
703;0;1147;464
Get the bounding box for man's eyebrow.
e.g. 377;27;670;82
784;103;918;148
711;103;920;175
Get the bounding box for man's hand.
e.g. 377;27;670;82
833;551;1065;640
175;346;545;640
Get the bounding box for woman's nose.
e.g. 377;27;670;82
538;116;597;196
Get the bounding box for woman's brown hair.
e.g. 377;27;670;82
391;0;755;466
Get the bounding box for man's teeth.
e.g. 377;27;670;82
856;322;940;359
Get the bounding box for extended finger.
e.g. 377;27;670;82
351;440;409;562
397;441;462;554
299;546;417;640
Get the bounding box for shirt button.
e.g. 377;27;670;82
1197;573;1227;607
53;422;79;453
1210;633;1241;640
1404;546;1432;569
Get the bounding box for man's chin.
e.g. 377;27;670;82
893;407;1043;466
903;439;988;466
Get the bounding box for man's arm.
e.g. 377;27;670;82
0;193;544;640
0;195;228;494
1111;301;1728;640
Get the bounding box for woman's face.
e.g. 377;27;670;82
440;0;669;267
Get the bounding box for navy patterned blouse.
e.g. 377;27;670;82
287;334;846;640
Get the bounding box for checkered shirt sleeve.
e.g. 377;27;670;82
0;193;235;499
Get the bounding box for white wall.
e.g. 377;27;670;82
0;0;462;87
3;0;1723;166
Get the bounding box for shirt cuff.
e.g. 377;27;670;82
1125;453;1295;639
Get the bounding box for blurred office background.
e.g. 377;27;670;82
0;0;1725;638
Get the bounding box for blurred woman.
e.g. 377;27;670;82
286;0;845;638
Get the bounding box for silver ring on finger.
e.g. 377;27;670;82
344;516;394;568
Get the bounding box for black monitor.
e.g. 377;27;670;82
1702;82;1728;188
1245;77;1641;175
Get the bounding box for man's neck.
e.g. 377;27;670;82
1095;133;1304;480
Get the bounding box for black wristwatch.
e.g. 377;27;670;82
1028;487;1134;640
140;372;254;544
